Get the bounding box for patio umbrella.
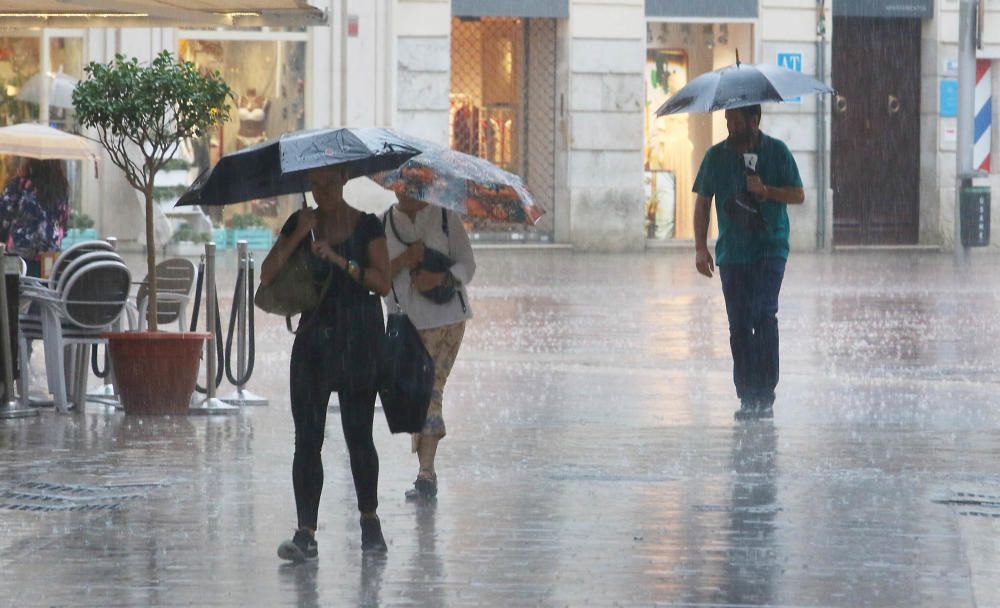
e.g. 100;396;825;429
0;123;101;175
370;137;543;225
656;59;834;116
15;71;79;109
175;127;420;207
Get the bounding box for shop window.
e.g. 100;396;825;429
0;35;84;210
178;38;307;231
450;17;556;239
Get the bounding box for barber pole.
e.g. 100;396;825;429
974;59;992;173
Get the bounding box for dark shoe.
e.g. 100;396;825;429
734;400;757;421
756;402;774;418
405;473;437;501
277;529;318;563
360;516;388;553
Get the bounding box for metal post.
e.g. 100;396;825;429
190;242;238;415
222;241;267;406
956;0;977;264
0;245;39;419
816;0;829;250
87;236;121;407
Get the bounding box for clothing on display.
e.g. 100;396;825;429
449;96;519;171
237;90;269;149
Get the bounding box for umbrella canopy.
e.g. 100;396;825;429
656;61;834;116
175;127;420;207
15;71;79;109
370;137;543;225
0;123;101;167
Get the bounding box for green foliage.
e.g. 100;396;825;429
68;210;95;230
72;50;232;328
152;185;189;201
172;222;210;244
72;50;232;193
225;212;267;229
163;159;191;172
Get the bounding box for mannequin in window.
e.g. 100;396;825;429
237;88;269;149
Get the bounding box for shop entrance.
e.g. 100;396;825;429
832;17;921;245
449;16;557;241
644;22;753;241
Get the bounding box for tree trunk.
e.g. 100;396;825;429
144;188;158;332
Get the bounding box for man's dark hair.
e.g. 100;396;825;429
737;104;762;122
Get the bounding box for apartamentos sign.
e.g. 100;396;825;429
833;0;933;18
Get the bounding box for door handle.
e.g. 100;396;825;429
835;95;848;113
888;94;901;114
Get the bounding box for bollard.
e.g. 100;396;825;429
222;240;267;406
0;245;38;419
190;241;238;415
87;236;122;408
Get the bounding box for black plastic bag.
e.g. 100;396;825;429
378;312;434;433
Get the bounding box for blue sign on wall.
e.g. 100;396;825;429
940;79;958;117
777;52;803;103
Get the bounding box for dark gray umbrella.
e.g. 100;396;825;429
656;61;834;116
175;127;420;207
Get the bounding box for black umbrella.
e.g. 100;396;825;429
175;127;420;207
656;59;834;116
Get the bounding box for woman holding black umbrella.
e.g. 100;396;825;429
261;165;392;561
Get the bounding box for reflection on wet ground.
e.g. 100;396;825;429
2;250;999;606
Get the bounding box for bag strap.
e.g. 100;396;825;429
385;207;413;247
285;228;336;335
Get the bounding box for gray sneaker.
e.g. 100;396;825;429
277;529;318;563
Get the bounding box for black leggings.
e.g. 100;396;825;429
289;328;379;529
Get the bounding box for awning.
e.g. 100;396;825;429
645;0;757;19
452;0;568;19
0;0;326;29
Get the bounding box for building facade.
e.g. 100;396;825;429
2;0;1000;252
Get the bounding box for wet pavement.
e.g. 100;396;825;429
3;249;1000;607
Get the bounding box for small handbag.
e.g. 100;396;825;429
377;287;435;434
254;242;333;332
384;207;464;307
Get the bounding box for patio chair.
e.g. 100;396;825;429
127;258;198;331
20;240;114;293
18;252;131;413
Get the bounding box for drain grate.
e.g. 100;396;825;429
0;481;166;513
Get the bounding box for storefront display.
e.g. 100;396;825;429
644;21;752;241
450;16;556;238
178;38;306;228
0;34;84;207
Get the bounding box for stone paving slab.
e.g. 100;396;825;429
1;250;999;606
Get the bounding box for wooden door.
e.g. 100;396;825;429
832;17;921;245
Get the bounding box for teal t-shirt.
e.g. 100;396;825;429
692;133;802;265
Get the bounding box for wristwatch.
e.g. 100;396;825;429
346;260;360;275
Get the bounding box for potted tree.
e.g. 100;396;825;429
73;51;233;414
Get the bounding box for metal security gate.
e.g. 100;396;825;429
450;16;557;240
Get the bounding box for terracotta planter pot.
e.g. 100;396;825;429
105;331;210;415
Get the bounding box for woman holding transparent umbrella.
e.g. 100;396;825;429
382;189;475;501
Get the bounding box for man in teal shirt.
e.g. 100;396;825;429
692;105;804;420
